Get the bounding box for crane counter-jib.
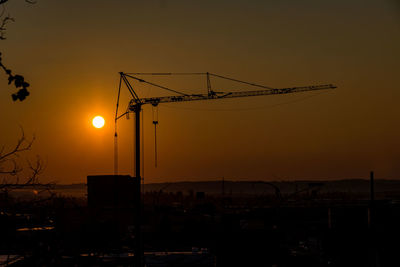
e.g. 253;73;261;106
128;84;336;109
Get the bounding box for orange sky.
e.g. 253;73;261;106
1;0;399;183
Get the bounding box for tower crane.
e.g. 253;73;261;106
116;72;335;179
114;72;336;267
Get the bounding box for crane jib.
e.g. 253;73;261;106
128;84;336;109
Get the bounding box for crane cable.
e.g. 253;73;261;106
141;109;145;197
126;72;205;76
152;105;159;168
208;73;275;90
114;76;123;176
114;122;118;175
123;73;189;97
124;72;275;91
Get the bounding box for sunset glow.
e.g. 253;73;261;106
1;1;399;184
1;2;399;265
92;116;105;129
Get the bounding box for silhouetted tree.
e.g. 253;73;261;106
0;128;54;202
0;127;34;177
0;0;36;101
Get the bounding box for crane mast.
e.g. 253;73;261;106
115;72;336;267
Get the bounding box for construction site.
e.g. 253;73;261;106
1;73;399;267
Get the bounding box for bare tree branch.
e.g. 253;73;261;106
0;15;13;40
0;0;36;101
0;1;35;6
0;127;53;202
0;127;34;161
0;1;36;39
0;127;35;179
0;159;21;175
0;53;31;101
25;155;45;184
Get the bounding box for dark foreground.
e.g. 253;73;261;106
1;182;399;266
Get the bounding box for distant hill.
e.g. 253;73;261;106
141;179;400;195
54;179;400;197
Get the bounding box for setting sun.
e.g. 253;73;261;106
92;116;105;128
